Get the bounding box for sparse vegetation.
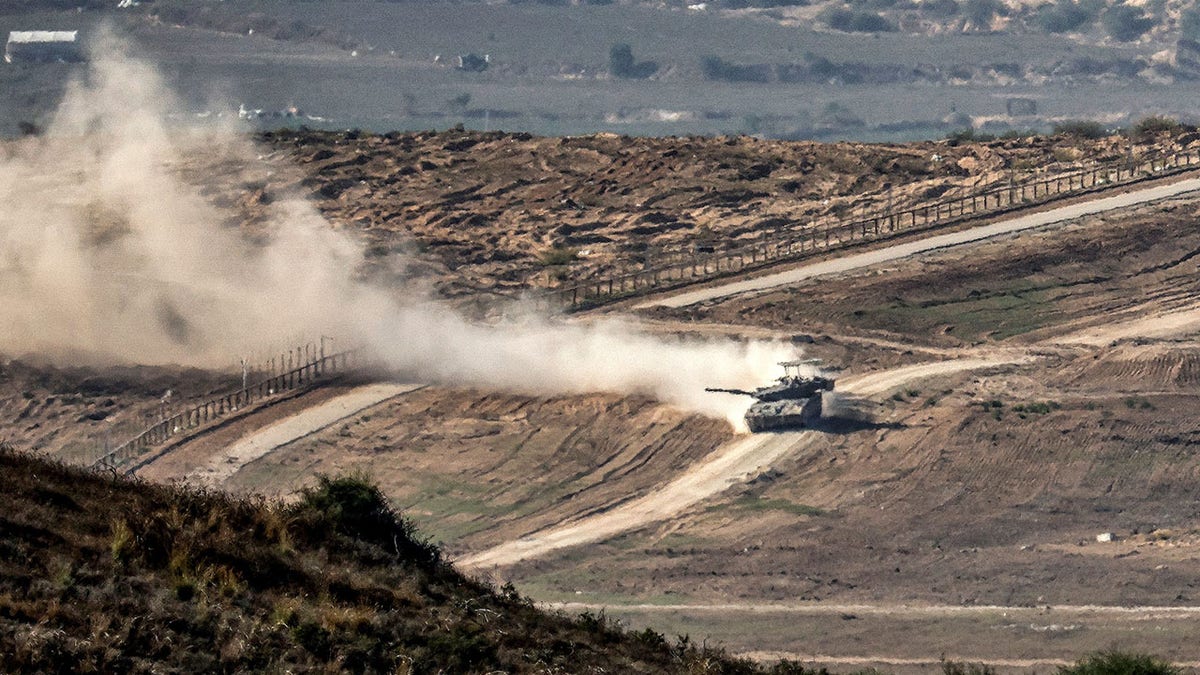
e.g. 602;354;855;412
1129;115;1181;140
1101;3;1154;42
701;55;773;82
608;43;658;79
818;6;898;32
1058;650;1180;675
539;246;580;266
0;445;778;673
962;0;1004;29
1124;396;1155;410
1012;401;1060;416
1033;0;1101;33
724;494;826;516
1053;119;1108;139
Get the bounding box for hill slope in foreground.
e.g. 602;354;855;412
0;443;786;674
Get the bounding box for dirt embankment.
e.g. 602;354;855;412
646;191;1200;348
237;129;1198;303
0;358;239;465
144;385;733;557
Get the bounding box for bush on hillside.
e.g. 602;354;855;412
288;473;441;565
1102;3;1154;41
1129;115;1181;139
1058;650;1180;675
818;6;898;32
1052;119;1107;138
963;0;1005;29
1033;0;1100;33
701;55;773;82
921;0;961;18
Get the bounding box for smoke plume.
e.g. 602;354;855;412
0;30;795;429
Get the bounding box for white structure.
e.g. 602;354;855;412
5;31;82;64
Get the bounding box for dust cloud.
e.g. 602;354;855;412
0;31;795;429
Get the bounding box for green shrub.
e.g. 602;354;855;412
288;473;440;565
963;0;1005;28
1129;115;1181;139
1058;650;1180;675
1034;0;1099;33
701;55;773;82
818;7;898;32
1102;4;1154;41
1053;119;1107;139
609;43;658;79
539;246;580;266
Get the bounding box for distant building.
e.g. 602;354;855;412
5;31;83;64
457;53;489;72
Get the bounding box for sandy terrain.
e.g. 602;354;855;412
245;129;1200;306
15;131;1200;666
180;382;424;486
640;176;1200;308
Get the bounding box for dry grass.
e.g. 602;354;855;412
0;442;799;673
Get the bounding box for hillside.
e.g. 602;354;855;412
253;126;1197;302
0;442;791;673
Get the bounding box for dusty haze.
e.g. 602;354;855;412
0;31;796;429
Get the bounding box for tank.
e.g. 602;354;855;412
706;360;835;432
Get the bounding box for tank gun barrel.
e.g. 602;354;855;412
704;386;756;397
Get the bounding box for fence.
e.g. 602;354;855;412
535;147;1200;311
90;344;359;472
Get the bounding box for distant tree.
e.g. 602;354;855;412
1180;3;1200;41
1033;0;1100;33
1102;3;1154;41
962;0;1004;29
700;55;773;82
1057;650;1180;675
1129;115;1181;139
920;0;960;19
818;6;898;32
1052;119;1107;138
608;43;658;79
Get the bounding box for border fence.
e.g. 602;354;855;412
90;343;360;472
534;147;1200;311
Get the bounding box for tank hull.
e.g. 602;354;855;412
744;393;822;432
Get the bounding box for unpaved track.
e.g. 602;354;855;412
546;600;1200;616
837;355;1033;395
183;382;423;487
641;177;1200;309
460;432;817;570
460;356;1027;570
1055;301;1200;346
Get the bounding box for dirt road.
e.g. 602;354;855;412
182;382;423;487
640;177;1200;309
459;354;1031;570
459;431;817;570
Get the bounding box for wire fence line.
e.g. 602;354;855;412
90;344;360;472
533;147;1200;311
